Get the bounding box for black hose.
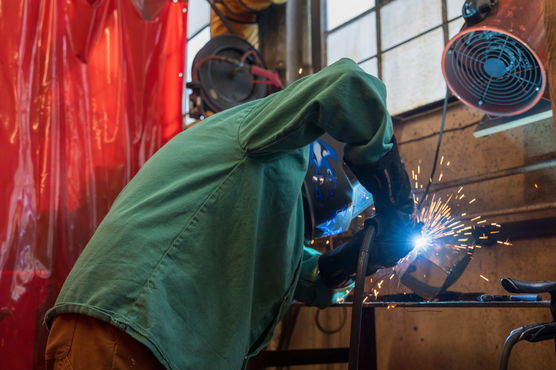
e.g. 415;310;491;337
348;224;376;370
417;88;450;209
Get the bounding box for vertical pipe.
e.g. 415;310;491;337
441;0;449;44
375;3;383;80
259;4;287;81
286;0;313;84
310;0;325;72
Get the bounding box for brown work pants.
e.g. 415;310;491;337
45;314;165;369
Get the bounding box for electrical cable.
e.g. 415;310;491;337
315;307;347;335
348;223;376;370
416;87;450;210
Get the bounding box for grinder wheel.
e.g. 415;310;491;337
191;35;268;113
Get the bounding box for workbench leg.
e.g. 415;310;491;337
359;307;377;370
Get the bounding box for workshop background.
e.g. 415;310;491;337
1;0;555;369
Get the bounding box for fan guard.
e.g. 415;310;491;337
443;29;545;116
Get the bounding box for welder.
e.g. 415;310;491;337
44;58;415;369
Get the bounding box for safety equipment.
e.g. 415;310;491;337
317;139;416;287
345;138;414;217
318;215;417;289
302;134;375;239
294;247;355;308
442;0;549;116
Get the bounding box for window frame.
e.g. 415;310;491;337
324;0;464;117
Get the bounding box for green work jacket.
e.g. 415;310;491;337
45;58;393;369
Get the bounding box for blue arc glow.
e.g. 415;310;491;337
413;233;432;252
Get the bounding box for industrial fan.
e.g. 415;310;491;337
442;0;549;116
187;34;282;119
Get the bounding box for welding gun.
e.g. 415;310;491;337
318;138;417;287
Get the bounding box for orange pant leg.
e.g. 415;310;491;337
45;314;165;370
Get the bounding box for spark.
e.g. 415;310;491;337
534;184;539;188
480;275;489;282
404;156;510;296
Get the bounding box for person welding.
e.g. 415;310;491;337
44;58;415;370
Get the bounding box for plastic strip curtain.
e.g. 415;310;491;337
0;1;187;368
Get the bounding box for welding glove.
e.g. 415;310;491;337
318;138;415;288
294;247;355;308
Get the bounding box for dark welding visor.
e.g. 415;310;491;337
303;134;374;239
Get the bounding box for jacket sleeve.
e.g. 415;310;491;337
238;58;394;165
293;246;354;308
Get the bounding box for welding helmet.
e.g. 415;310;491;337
303;134;374;239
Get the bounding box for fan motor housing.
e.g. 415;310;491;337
442;0;548;116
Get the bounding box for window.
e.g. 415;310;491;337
325;0;464;116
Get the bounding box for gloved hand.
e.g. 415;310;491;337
319;136;416;289
318;214;418;289
295;247;355;308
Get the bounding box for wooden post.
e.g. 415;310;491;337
544;0;556;135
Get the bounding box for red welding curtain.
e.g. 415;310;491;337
0;1;187;368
